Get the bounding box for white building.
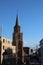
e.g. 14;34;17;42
0;37;16;63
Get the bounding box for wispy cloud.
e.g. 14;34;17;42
23;40;39;49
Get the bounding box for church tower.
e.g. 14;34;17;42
12;15;23;64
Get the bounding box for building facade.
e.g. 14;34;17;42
0;37;16;65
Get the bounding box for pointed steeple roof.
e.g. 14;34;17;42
15;14;19;26
14;14;21;33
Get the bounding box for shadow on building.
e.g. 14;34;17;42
2;48;16;65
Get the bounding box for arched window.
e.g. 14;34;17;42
3;46;4;50
3;39;5;43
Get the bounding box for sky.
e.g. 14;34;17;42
0;0;43;49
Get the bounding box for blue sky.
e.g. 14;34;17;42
0;0;43;48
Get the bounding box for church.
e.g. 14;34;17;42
0;15;40;65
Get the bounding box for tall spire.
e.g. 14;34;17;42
15;14;19;26
14;14;20;33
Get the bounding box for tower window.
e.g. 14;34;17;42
18;35;20;39
18;41;22;49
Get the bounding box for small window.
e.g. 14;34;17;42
3;39;5;43
31;49;33;52
3;46;4;50
8;41;10;43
